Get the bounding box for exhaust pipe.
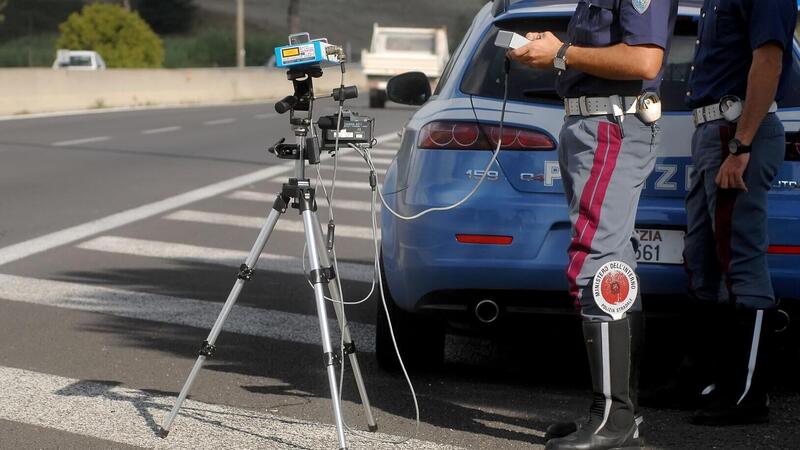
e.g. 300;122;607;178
475;299;500;324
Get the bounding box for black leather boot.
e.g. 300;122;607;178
639;301;723;410
692;308;774;426
545;312;645;441
545;318;642;450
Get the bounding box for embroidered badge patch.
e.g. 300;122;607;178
592;261;638;320
632;0;650;14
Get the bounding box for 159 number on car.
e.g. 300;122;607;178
465;170;499;181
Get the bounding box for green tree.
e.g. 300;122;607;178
136;0;196;35
57;3;163;68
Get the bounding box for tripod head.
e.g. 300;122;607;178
269;65;324;167
274;65;324;115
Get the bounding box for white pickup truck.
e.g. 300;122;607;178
361;25;449;108
52;50;107;71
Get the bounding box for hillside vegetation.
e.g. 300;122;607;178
197;0;487;55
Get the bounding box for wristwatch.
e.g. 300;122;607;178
728;138;752;155
554;43;571;72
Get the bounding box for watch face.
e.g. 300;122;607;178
728;139;738;154
555;58;566;71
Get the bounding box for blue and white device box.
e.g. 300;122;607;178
275;40;339;68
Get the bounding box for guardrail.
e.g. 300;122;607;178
0;67;367;116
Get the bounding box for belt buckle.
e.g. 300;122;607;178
692;108;701;127
578;96;589;116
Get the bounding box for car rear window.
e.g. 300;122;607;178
777;38;800;108
69;55;92;67
381;33;435;53
460;17;705;112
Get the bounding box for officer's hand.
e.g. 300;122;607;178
506;31;563;69
716;153;749;192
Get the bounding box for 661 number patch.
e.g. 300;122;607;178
635;228;685;265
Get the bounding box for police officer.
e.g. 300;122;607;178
681;0;797;425
508;1;677;448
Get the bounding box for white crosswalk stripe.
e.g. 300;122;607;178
268;177;378;192
368;148;399;157
317;165;384;175
164;210;379;240
76;236;375;283
333;155;393;166
227;190;380;212
0;365;458;450
0;273;375;350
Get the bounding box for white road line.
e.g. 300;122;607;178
203;118;236;126
332;155;393;166
318;165;385;175
51;136;110;147
142;126;181;135
0;365;457;449
0;273;374;351
227;190;380;212
369;148;398;157
0;164;293;267
76;236;374;283
374;131;401;144
268;177;379;192
165;210;379;240
0;100;282;122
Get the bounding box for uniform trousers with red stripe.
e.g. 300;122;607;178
558;115;658;318
684;113;785;309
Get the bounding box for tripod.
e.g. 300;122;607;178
159;67;376;450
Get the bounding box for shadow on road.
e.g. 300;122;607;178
52;262;800;449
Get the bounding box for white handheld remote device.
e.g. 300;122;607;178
494;31;531;50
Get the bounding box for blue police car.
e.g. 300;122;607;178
376;0;800;368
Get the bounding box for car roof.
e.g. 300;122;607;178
492;0;704;16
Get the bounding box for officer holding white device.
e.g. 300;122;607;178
506;1;678;448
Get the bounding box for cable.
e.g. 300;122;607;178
302;61;378;306
321;141;419;445
303;58;511;445
375;60;511;221
294;60;418;444
330;62;511;443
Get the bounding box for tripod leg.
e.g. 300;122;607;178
313;218;378;432
159;195;288;437
302;208;348;450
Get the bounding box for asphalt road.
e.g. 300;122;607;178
1;100;799;449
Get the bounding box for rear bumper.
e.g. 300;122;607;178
382;189;693;312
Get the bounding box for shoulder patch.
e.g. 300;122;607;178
632;0;650;14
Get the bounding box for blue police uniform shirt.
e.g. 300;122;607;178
687;0;798;109
557;0;679;98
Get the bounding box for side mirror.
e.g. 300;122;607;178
386;72;431;106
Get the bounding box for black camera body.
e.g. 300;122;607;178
317;110;374;151
268;136;321;164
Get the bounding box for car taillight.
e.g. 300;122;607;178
456;234;514;245
786;131;800;161
418;121;555;150
769;245;800;255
